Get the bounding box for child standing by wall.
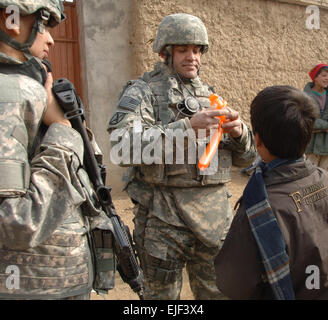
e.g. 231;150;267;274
304;63;328;170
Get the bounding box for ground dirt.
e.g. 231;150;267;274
91;166;250;300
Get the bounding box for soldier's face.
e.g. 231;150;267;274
172;45;201;79
12;14;55;60
30;24;55;60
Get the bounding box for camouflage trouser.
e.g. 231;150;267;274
133;204;228;300
0;292;91;300
62;292;91;300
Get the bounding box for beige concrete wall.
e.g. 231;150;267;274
78;0;133;189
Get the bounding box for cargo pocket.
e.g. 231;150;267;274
132;204;148;248
201;149;232;185
92;229;116;292
90;212;116;293
137;164;165;185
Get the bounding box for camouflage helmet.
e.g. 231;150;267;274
153;13;209;54
0;0;66;27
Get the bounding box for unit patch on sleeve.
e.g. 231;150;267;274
109;112;127;125
118;96;141;112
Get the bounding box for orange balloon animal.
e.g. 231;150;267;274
198;94;227;171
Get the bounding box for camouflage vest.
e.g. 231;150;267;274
133;65;232;187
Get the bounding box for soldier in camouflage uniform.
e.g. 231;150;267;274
0;0;115;299
108;13;256;299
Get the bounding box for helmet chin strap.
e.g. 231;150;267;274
162;45;173;68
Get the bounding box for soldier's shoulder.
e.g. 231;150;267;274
142;68;163;82
18;74;47;103
121;63;165;93
119;75;155;101
195;77;215;92
0;73;46;104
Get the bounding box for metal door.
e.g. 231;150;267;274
48;0;83;101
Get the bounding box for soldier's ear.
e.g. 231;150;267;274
160;46;173;59
160;46;173;66
159;49;166;60
0;9;20;36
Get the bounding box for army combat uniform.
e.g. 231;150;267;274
0;0;115;299
108;61;256;299
0;52;116;299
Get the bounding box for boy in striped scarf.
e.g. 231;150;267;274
215;85;328;299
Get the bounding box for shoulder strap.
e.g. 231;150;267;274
0;57;48;85
140;70;174;125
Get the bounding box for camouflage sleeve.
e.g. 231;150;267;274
107;80;193;166
0;74;92;250
0;73;104;251
223;122;257;167
0;122;87;250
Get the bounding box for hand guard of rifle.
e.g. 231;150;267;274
52;78;144;300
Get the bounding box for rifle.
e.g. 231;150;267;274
52;78;144;300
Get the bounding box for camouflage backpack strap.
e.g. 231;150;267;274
114;67;177;127
141;70;175;126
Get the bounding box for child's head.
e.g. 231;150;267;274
309;64;328;83
313;69;328;90
250;86;319;159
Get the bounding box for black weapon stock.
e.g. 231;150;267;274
52;78;144;300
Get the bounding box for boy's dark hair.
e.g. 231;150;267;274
250;85;319;159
